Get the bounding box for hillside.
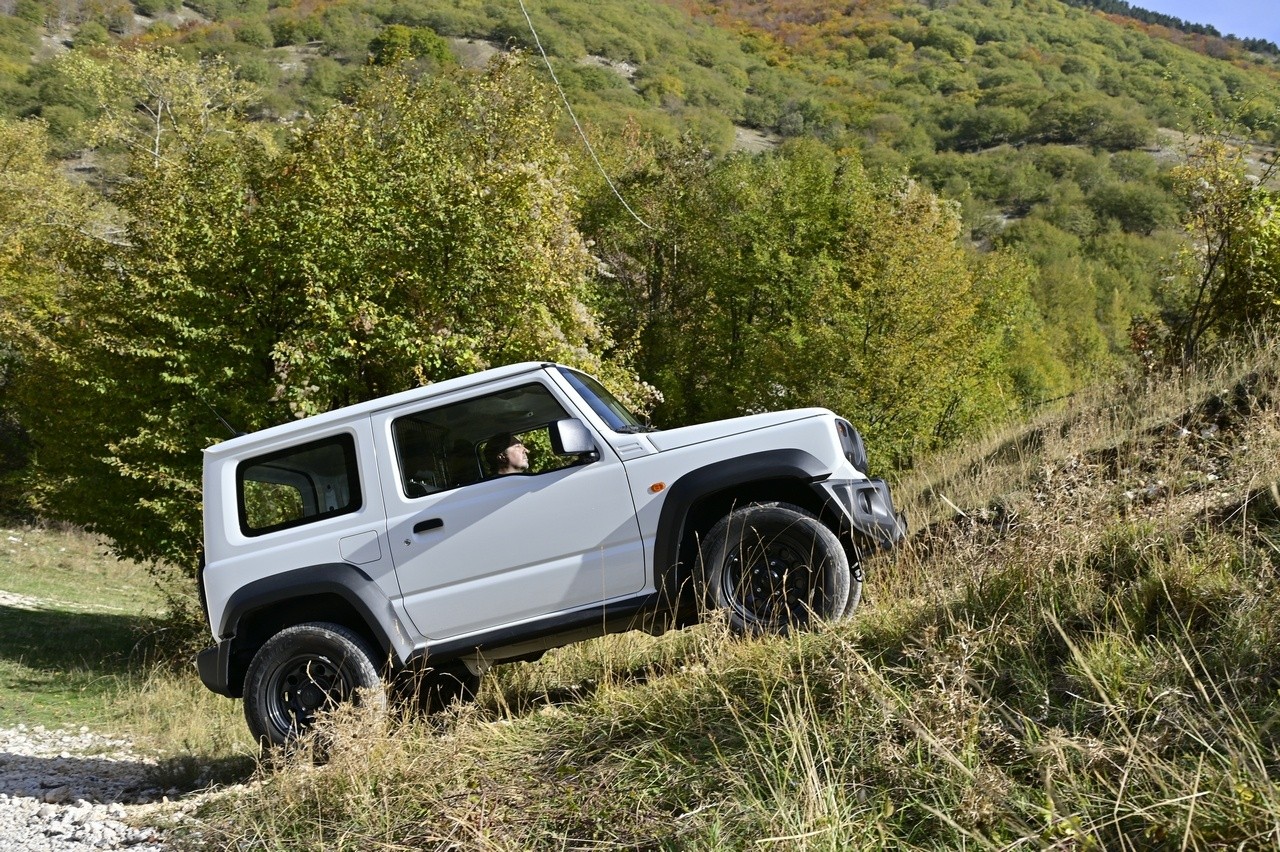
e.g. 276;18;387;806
2;340;1278;848
161;343;1280;849
2;3;1280;847
3;0;1277;395
2;0;1279;583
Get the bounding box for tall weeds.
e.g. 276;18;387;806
183;348;1280;849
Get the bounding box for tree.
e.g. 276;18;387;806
59;46;266;167
253;58;624;415
1165;138;1280;363
11;50;273;565
586;138;1046;466
0;117;87;508
12;50;630;569
368;25;455;68
1087;180;1177;235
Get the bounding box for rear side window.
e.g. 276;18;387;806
237;434;361;536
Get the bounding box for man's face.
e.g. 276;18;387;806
504;438;529;472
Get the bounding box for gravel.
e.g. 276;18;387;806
0;724;205;851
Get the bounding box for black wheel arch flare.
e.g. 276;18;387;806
651;449;839;614
209;563;414;697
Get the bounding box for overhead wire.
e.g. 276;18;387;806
517;0;653;231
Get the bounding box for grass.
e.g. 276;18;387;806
0;519;257;784
8;344;1280;848
186;346;1280;849
0;521;168;728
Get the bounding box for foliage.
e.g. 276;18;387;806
9;49;273;568
584;138;1044;465
10;50;627;570
58;46;264;164
0;116;86;509
1;0;1277;398
1162;139;1280;362
368;24;454;67
1;0;1278;556
255;57;621;414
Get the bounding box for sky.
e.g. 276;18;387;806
1130;0;1280;44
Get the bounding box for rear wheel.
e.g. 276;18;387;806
699;504;850;634
243;622;385;748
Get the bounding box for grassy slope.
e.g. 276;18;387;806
185;342;1280;850
4;343;1280;847
4;351;1280;848
0;523;166;728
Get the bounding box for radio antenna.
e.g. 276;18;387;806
196;393;244;438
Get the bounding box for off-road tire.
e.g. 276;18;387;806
243;622;385;748
699;503;850;634
843;562;864;619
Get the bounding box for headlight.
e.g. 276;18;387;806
835;419;868;474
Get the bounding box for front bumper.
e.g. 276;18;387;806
819;478;907;552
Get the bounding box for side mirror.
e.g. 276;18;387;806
549;419;597;458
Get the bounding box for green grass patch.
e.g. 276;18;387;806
0;521;165;727
0;519;258;778
0;521;159;609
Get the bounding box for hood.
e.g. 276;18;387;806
647;408;831;452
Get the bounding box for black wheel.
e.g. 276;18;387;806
699;504;851;634
843;561;864;619
243;622;385;747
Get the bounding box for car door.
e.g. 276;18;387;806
371;376;646;642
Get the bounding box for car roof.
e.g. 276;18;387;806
204;361;557;459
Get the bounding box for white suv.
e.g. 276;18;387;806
196;362;904;744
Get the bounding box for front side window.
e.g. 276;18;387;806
392;382;581;498
237;434;361;535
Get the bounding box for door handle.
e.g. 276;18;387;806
413;517;444;534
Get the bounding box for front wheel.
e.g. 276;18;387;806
243;622;385;748
842;562;864;619
699;504;851;634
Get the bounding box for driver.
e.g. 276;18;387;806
485;432;529;475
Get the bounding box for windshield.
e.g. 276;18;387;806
558;368;648;433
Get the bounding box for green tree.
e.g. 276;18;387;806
11;49;272;565
586;139;1046;466
254;58;619;416
1165;138;1280;362
1086;180;1177;235
368;24;455;67
12;51;628;569
0;117;87;507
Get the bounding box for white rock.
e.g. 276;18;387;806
0;724;204;851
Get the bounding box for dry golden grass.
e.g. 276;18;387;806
114;339;1280;848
